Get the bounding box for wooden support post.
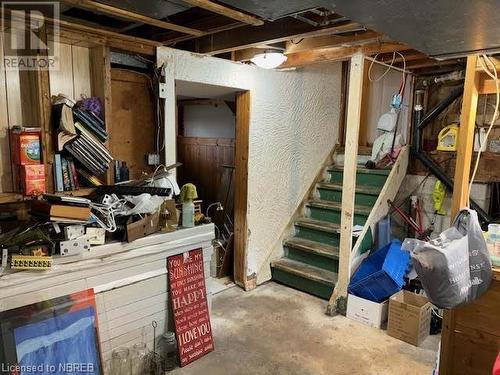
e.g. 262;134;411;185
327;52;365;315
440;55;479;375
234;91;250;290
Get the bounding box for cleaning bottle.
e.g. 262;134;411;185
180;183;198;228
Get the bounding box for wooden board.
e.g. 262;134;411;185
330;52;364;314
0;32;13;192
234;91;250;289
110;68;156;180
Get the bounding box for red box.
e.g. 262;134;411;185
10;127;42;165
20;165;45;196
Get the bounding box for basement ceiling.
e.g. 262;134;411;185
329;0;500;59
217;0;334;21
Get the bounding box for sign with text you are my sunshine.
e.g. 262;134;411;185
167;248;214;366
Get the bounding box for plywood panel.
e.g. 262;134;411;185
0;32;12;192
49;43;74;98
72;46;91;98
110;68;156;180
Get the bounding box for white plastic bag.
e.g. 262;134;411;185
403;209;492;309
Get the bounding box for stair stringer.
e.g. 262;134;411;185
326;145;410;315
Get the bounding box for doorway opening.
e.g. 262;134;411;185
175;81;249;288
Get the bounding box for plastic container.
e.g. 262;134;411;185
159;331;178;371
182;201;195;228
376;216;392;250
348;239;410;302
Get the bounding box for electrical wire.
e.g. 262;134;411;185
468;55;500;202
368;51;407;93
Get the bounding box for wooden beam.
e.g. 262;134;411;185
451;55;479;216
61;0;204;36
281;42;409;68
330;52;365;315
403;58;462;70
234;91;250;290
380;50;428;64
440;55;479;375
195;20;364;54
285;30;381;54
182;0;263;26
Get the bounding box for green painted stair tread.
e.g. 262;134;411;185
284;237;339;259
271;258;337;286
317;182;381;196
307;200;372;216
294;217;340;233
328;165;391;176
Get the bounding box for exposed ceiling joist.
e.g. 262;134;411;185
379;50;428;64
285;30;381;54
281;42;409;68
195;20;364;54
402;58;462;70
61;0;205;36
181;0;264;26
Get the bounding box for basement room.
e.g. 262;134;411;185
0;1;499;374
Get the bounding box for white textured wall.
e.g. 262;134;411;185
158;48;342;282
183;103;235;138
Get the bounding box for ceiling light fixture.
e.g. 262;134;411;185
250;51;287;69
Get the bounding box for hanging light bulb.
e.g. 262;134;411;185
250;51;287;69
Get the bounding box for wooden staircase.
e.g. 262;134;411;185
271;161;391;299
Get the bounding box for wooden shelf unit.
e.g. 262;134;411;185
0;23;156;204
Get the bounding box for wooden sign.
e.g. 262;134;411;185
167;249;214;366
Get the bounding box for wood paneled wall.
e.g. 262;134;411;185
177;136;235;208
0;37;93;193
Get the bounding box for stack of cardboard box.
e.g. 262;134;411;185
10;127;45;196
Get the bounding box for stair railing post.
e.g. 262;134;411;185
327;52;365;315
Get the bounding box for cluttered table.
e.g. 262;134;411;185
0;224;215;312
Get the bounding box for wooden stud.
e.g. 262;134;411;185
61;0;204;36
281;42;409;68
450;55;479;216
328;52;365;315
181;0;264;26
234;91;250;289
89;45;113;183
441;54;479;375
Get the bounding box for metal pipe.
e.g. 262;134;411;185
417;85;464;130
411;85;491;224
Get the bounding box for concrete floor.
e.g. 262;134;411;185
173;282;440;375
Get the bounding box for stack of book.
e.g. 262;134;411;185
30;194;91;223
52;100;113;191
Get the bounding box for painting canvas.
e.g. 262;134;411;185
0;289;102;375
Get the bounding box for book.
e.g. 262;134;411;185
43;193;91;206
61;157;71;191
77;168;103;187
73;108;108;142
31;200;91;220
54;154;64;192
69;158;80;190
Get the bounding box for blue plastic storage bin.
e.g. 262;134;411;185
348;239;410;302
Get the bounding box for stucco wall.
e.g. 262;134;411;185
157;48;342;283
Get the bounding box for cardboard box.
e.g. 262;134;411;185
126;211;160;242
10;127;41;165
20;164;46;196
387;290;432;346
347;294;389;329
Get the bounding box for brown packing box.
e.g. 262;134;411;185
126;211;160;242
387;290;432;346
